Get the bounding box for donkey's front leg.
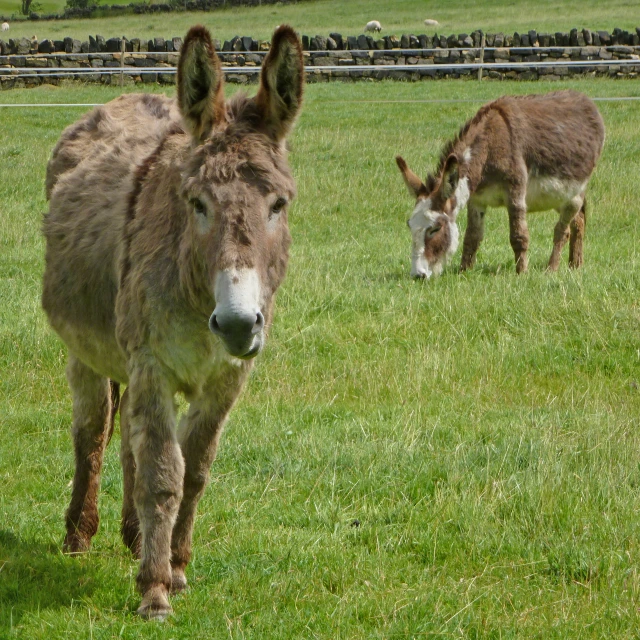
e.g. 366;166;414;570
170;367;249;592
460;204;486;271
64;355;118;553
128;365;184;620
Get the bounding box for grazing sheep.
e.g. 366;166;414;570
424;19;439;26
365;20;382;33
1;22;9;32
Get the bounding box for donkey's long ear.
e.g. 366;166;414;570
396;155;428;198
255;25;304;141
178;25;226;143
441;154;460;199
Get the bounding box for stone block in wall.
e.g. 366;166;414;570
90;58;104;67
437;35;446;48
135;57;152;67
357;34;368;49
446;34;457;47
154;37;165;52
81;41;89;53
25;57;48;67
106;38;121;52
538;33;549;46
513;32;521;46
15;37;31;54
494;33;504;47
505;35;513;46
38;39;54;53
88;35;97;52
301;35;309;50
521;33;530;46
327;37;337;50
485;33;495;46
569;28;578;46
409;35;419;47
528;30;538;45
382;36;392;49
329;33;343;49
597;31;610;45
582;29;592;45
141;72;157;82
374;39;385;50
365;35;374;49
139;40;148;52
130;38;140;52
165;39;174;52
494;48;509;59
96;35;105;52
633;33;640;46
316;35;328;50
259;40;269;51
159;73;175;84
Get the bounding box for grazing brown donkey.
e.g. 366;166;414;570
396;91;605;278
42;24;304;619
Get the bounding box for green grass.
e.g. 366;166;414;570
1;0;639;43
1;76;640;637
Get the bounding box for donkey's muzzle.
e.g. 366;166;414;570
209;309;265;358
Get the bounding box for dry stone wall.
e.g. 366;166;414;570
1;27;639;89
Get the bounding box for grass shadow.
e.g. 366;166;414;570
0;528;110;631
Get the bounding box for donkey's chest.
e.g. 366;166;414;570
151;322;240;397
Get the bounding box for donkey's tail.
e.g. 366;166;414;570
107;381;121;446
581;196;587;228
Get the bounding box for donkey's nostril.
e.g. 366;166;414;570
209;313;222;335
253;311;265;334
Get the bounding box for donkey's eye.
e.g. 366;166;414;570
427;225;442;237
270;197;287;218
191;198;206;217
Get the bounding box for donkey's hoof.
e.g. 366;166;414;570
137;585;172;621
171;567;188;593
63;533;91;554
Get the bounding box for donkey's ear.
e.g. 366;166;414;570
396;155;428;198
255;25;304;141
178;25;226;143
441;154;459;199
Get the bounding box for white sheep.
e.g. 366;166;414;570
1;22;9;32
364;20;382;33
424;19;439;26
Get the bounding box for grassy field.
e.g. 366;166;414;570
1;76;640;638
1;0;639;43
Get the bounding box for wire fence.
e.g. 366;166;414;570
1;44;639;83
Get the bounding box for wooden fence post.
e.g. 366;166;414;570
120;35;125;87
477;33;486;81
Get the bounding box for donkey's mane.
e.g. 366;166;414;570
427;100;498;190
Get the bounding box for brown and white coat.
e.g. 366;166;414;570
396;91;605;277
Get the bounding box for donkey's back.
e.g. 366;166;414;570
46;93;181;198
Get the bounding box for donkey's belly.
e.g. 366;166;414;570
525;176;588;212
56;321;129;383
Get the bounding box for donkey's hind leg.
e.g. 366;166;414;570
548;197;583;272
569;199;586;269
119;388;141;557
63;355;117;553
